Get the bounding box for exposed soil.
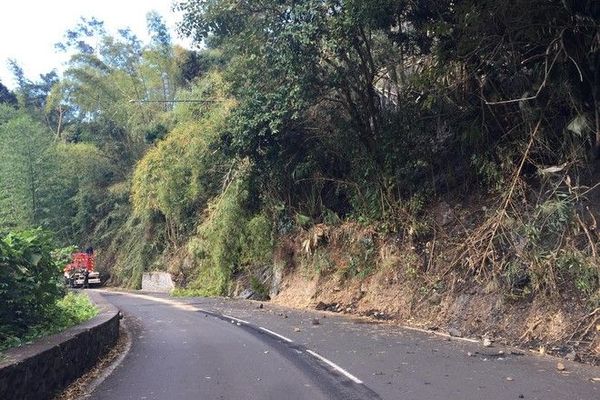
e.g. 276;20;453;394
267;222;600;366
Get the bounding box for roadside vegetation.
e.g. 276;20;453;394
0;229;97;352
0;2;598;360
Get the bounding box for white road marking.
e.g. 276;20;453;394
259;327;293;343
305;350;363;384
99;290;367;387
100;290;208;313
222;314;250;325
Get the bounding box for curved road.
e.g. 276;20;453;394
90;291;378;400
89;291;600;400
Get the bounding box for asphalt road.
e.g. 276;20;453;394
90;291;600;400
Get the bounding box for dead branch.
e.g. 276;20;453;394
478;118;544;274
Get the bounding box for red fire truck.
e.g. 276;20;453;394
63;252;101;288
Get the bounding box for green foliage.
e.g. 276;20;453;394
0;110;56;229
1;292;97;352
307;249;335;276
556;252;599;297
0;105;113;244
55;292;98;324
241;214;274;265
104;214;162;289
0;81;17;106
495;188;600;298
341;235;377;280
132;73;233;239
0;229;64;341
3;2;600;306
52;142;115;241
187;176;249;293
183;173;274;295
250;276;269;300
52;245;79;269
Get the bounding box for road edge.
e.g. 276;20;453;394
0;290;120;400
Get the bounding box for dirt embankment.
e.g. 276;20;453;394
268;217;600;365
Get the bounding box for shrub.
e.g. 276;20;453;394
0;229;64;340
182;171;275;296
1;292;97;351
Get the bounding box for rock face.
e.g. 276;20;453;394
270;263;284;298
142;272;175;293
0;292;119;400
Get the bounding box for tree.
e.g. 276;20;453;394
438;0;600;159
0;81;17;106
0;107;56;229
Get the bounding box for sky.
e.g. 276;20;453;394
0;0;189;89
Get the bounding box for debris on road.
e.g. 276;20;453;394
239;289;255;300
565;351;579;362
448;328;462;337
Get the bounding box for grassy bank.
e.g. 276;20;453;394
0;292;98;352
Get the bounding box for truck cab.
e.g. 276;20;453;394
64;252;101;288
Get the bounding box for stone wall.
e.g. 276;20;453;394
0;291;119;400
142;272;175;293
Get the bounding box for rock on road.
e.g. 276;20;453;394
88;291;600;400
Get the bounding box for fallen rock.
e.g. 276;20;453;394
311;318;320;326
506;377;513;381
294;327;301;332
428;293;442;305
448;328;462;337
238;289;255;299
482;338;493;347
556;362;566;371
565;351;579;362
435;201;454;226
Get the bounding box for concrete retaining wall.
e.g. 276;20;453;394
142;272;175;293
0;291;119;400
